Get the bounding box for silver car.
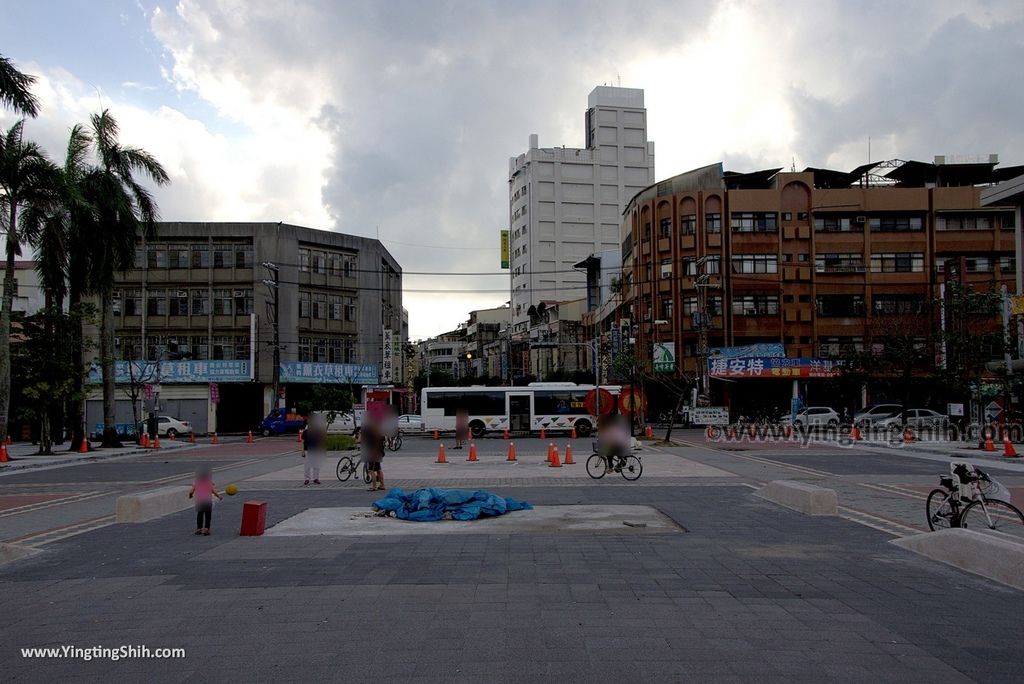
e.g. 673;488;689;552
874;409;948;430
853;403;902;426
786;407;840;428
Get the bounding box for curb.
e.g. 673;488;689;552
0;442;196;473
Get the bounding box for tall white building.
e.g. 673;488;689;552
508;86;655;331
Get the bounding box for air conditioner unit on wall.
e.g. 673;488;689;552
854;216;866;224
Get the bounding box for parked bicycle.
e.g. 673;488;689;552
385;433;403;451
336;455;370;484
586;442;642;481
926;463;1024;533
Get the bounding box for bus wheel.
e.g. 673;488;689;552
574;420;593;438
469;421;486;439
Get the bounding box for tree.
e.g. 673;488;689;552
0;55;39;118
0;120;59;442
80;110;169;447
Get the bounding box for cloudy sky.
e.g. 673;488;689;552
2;0;1023;339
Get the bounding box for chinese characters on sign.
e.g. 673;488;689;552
381;328;393;383
279;361;379;385
653;342;676;373
209;382;220;405
500;229;510;269
708;357;842;378
90;360;253;384
708;343;785;359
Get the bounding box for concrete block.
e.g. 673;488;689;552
116;486;192;523
754;480;838;516
0;543;40;565
891;528;1024;591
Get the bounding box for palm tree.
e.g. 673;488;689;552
0;120;59;442
82;110;168;447
0;54;39;118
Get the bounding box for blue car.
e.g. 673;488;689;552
259;410;306;436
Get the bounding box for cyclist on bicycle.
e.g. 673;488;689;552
598;414;630;474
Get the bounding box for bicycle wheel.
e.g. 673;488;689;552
585;454;607;479
336;456;354;482
387;435;402;451
362;462;371;484
620;455;643;481
925;489;956;531
959;498;1024;535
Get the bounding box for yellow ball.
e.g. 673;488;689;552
225;484;238;496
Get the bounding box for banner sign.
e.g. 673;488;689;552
280;361;379;385
653;342;676;373
709;343;785;359
382;328;394;382
500;229;510;269
209;382;220;405
709;357;842;378
690;407;730;425
90;360;252;384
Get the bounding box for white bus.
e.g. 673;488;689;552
420;383;621;438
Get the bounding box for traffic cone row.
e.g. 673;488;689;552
153;436;161;450
564;444;574;464
140;433;150;448
984;434;996;452
467;442;478;462
1003;434;1018;458
548;443;561;468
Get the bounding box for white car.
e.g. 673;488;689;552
318;411;356;433
874;409;948;430
853;403;902;426
137;415;193;438
784;407;840;428
397;414;424;432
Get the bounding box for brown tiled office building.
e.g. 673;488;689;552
618;157;1020;409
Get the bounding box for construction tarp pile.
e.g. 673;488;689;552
371;487;532;522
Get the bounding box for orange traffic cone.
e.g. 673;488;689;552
141;433;150;448
0;443;8;463
547;442;555;464
433;430;439;440
1003;434;1018;458
503;428;509;440
784;424;793;440
5;434;11;445
645;425;653;438
297;429;304;444
984;435;995;452
571;426;577;439
189;432;196;444
79;437;89;454
212;432;219;445
436;443;447;464
153;436;161;450
903;428;913;444
549;445;562;468
247;430;254;444
850;425;861;441
506;442;517;462
467;442;478;462
540;427;546;440
564;444;574;464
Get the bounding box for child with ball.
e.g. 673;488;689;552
188;466;223;536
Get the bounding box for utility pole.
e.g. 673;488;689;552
694;256;718;408
261;262;280;411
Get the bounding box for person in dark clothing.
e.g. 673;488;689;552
360;413;386;491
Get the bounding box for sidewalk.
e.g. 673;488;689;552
0;438;194;473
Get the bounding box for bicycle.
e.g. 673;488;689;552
385;433;403;452
925;463;1024;533
586;443;642;481
336;455;371;484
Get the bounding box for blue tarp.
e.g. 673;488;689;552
371;487;532;522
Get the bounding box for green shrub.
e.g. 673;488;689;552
324;434;357;451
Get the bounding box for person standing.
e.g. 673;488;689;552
361;413;386;491
188;466;223;535
302;414;326;485
454;409;469;450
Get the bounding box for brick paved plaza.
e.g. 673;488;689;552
2;433;1023;682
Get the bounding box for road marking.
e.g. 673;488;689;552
0;491;108;518
10;514;117;547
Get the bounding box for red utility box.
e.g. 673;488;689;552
239;500;267;536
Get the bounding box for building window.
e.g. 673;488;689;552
147;246;167;269
732;254;778;274
124;289;142;316
999;255;1016;273
873;294;925;315
661;299;673;319
730;212;777;232
235;245;254;269
732;294;778;316
660;259;672;279
328;338;343;364
816;294;865;317
134;247;144;268
213;245;234;268
298;337;311;362
213;289;232;315
937;214;993;231
659;217;671;238
965;256;993;273
169;290;189;316
299;291;311;318
814;216;857;232
212;336;232;361
815;253;865;273
234;289;253;315
111;290;120;315
705;213;721;233
819;336;864;357
189;289;209;316
871;253;924;273
312;252;327;274
235;336;250;360
870;215;923;232
344;258;355;278
146;289;167;316
643;222;651;241
329;255;342;276
313;293;327;319
299;248;311;273
782;212;793;221
168;245;189;269
345;302;357;322
679;214;696;235
190;244;209;269
119;336;142;360
330;295;342;320
190;336;209;361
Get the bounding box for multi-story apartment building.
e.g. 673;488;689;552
614;156;1021;415
418;328;466;379
86;222;402;433
508;86;655;332
2;261;47;316
464;306;508;377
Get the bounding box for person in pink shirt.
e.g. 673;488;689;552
188;466;223;536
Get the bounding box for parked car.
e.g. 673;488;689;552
853;403;903;426
259;410;306;436
782;407;840;428
317;411;356;433
135;415;193;438
873;408;948;430
397;414;424;432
